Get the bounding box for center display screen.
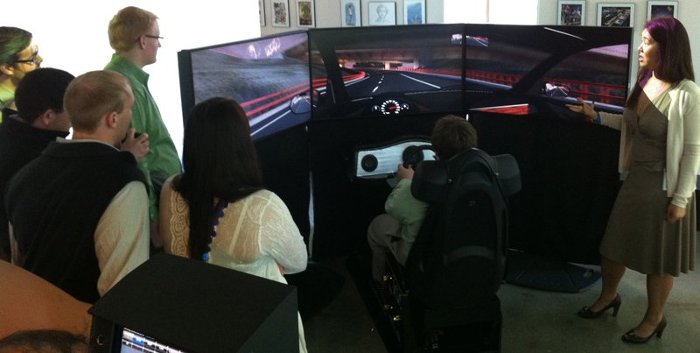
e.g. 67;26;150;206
309;24;465;120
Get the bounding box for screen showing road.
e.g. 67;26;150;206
184;32;311;140
310;24;465;120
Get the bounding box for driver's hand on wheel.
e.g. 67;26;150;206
396;163;414;180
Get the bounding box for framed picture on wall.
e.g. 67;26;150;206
404;0;426;25
597;3;634;27
272;0;290;27
647;1;677;20
557;0;585;25
297;0;315;27
340;0;361;27
259;0;265;26
368;1;396;26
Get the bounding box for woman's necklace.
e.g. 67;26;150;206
644;76;670;101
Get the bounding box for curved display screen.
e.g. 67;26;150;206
178;24;632;134
179;31;310;141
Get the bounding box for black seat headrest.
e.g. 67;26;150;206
491;154;521;197
411;149;521;203
411;159;449;204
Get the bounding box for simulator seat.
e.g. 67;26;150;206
374;148;521;353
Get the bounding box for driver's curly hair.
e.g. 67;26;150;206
431;114;478;160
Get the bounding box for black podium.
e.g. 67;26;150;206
89;254;299;353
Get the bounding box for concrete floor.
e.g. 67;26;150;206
302;242;700;353
500;266;700;353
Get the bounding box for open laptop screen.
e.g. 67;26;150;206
119;328;188;353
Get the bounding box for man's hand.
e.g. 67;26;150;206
121;128;149;162
396;163;414;180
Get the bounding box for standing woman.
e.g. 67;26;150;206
159;97;309;352
0;27;42;122
568;17;700;343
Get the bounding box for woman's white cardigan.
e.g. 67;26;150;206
599;79;700;208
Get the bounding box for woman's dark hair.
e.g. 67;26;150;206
173;97;263;260
0;27;32;66
627;16;694;108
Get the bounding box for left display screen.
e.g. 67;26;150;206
180;32;311;141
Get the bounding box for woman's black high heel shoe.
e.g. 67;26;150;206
576;294;621;319
621;317;667;344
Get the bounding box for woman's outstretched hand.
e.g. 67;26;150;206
565;97;597;123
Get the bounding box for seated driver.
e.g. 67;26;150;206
367;115;478;283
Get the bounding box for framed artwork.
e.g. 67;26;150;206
259;0;265;26
368;1;396;26
647;1;677;20
341;0;361;27
597;3;634;27
271;0;290;27
296;0;315;27
404;0;426;25
557;0;585;26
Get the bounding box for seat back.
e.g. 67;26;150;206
407;149;519;310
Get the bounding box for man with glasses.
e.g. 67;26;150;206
0;27;42;123
105;6;181;252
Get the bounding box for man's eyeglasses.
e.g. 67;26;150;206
143;35;164;40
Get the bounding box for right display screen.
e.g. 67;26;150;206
463;25;631;117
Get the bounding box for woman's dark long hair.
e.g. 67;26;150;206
173;97;263;260
626;16;694;108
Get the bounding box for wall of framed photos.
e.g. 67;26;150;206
259;0;443;35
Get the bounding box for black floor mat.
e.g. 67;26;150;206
504;251;601;293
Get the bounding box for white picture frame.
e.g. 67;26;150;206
340;0;361;27
296;0;315;27
368;1;396;26
647;0;678;20
557;0;586;26
404;0;426;25
597;3;634;27
259;0;266;26
271;0;290;27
